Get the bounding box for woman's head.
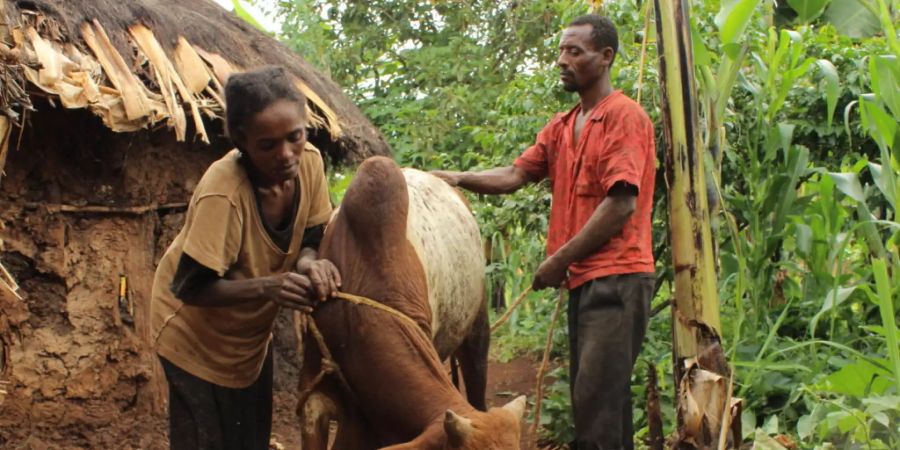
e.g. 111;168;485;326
225;66;308;184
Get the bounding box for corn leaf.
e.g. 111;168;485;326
719;0;761;44
870;55;900;120
827;171;866;202
809;285;856;336
861;98;898;151
872;258;900;393
787;0;830;22
823;0;881;38
815;59;840;127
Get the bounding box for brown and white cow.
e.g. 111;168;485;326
299;156;525;449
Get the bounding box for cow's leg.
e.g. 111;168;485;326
300;386;339;450
455;299;490;410
300;378;376;450
330;402;376;450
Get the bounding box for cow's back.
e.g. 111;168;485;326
402;168;484;359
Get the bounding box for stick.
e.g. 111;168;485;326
528;290;566;448
0;261;19;292
490;286;533;333
24;202;187;215
647;363;664;450
650;299;671;318
717;368;735;450
636;0;652;104
326;420;338;450
293;310;305;370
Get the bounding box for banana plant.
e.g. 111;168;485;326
654;1;739;447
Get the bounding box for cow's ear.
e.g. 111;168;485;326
502;395;527;420
444;409;473;447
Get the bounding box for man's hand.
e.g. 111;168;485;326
297;258;342;301
430;170;464;187
532;255;568;290
265;272;315;312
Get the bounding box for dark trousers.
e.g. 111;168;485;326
568;273;654;450
160;346;274;450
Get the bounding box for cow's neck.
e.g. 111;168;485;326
328;216;433;334
320;215;476;444
318;157;478;445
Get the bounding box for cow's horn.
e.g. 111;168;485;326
444;409;474;447
502;395;527;420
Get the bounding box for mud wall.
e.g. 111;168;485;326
0;104;302;448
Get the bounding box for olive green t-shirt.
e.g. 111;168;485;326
150;144;332;388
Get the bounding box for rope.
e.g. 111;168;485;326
330;291;423;334
296;285;566;450
528;290;566;447
295;315;353;410
490;286;533;332
295;290;429;413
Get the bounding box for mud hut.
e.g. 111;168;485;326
0;0;389;447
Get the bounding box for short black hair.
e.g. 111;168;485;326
569;14;619;64
224;66;306;139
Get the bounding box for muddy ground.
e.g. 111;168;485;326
268;357;542;449
0;357;541;449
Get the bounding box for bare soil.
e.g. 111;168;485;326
269;356;541;450
1;354;542;449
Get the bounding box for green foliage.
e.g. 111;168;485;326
269;0;900;447
231;0;267;32
787;0;829;23
823;0;882;38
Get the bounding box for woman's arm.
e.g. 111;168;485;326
172;254;316;311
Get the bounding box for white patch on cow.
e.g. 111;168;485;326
402;169;485;358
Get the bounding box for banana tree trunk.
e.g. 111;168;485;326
653;0;741;448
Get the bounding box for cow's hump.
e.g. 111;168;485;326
402;169;484;358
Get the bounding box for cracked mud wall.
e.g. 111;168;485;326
0;104;303;448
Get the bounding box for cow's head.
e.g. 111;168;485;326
443;395;527;449
381;395;527;450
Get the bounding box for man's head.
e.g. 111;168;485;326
557;14;618;93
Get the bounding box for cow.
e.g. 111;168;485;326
298;156;526;449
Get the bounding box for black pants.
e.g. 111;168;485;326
568;273;654;450
160;347;274;450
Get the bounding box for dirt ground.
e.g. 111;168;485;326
269;356;541;449
0;357;540;449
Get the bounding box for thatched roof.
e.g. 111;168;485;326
0;0;391;302
0;0;389;166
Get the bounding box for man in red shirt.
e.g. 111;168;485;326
432;14;655;450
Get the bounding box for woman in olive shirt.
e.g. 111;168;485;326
150;66;341;450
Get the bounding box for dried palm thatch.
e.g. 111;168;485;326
0;0;389;164
0;0;390;300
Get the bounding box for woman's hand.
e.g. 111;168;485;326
265;272;316;312
297;258;342;301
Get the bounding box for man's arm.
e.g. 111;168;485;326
431;165;536;195
533;182;638;289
